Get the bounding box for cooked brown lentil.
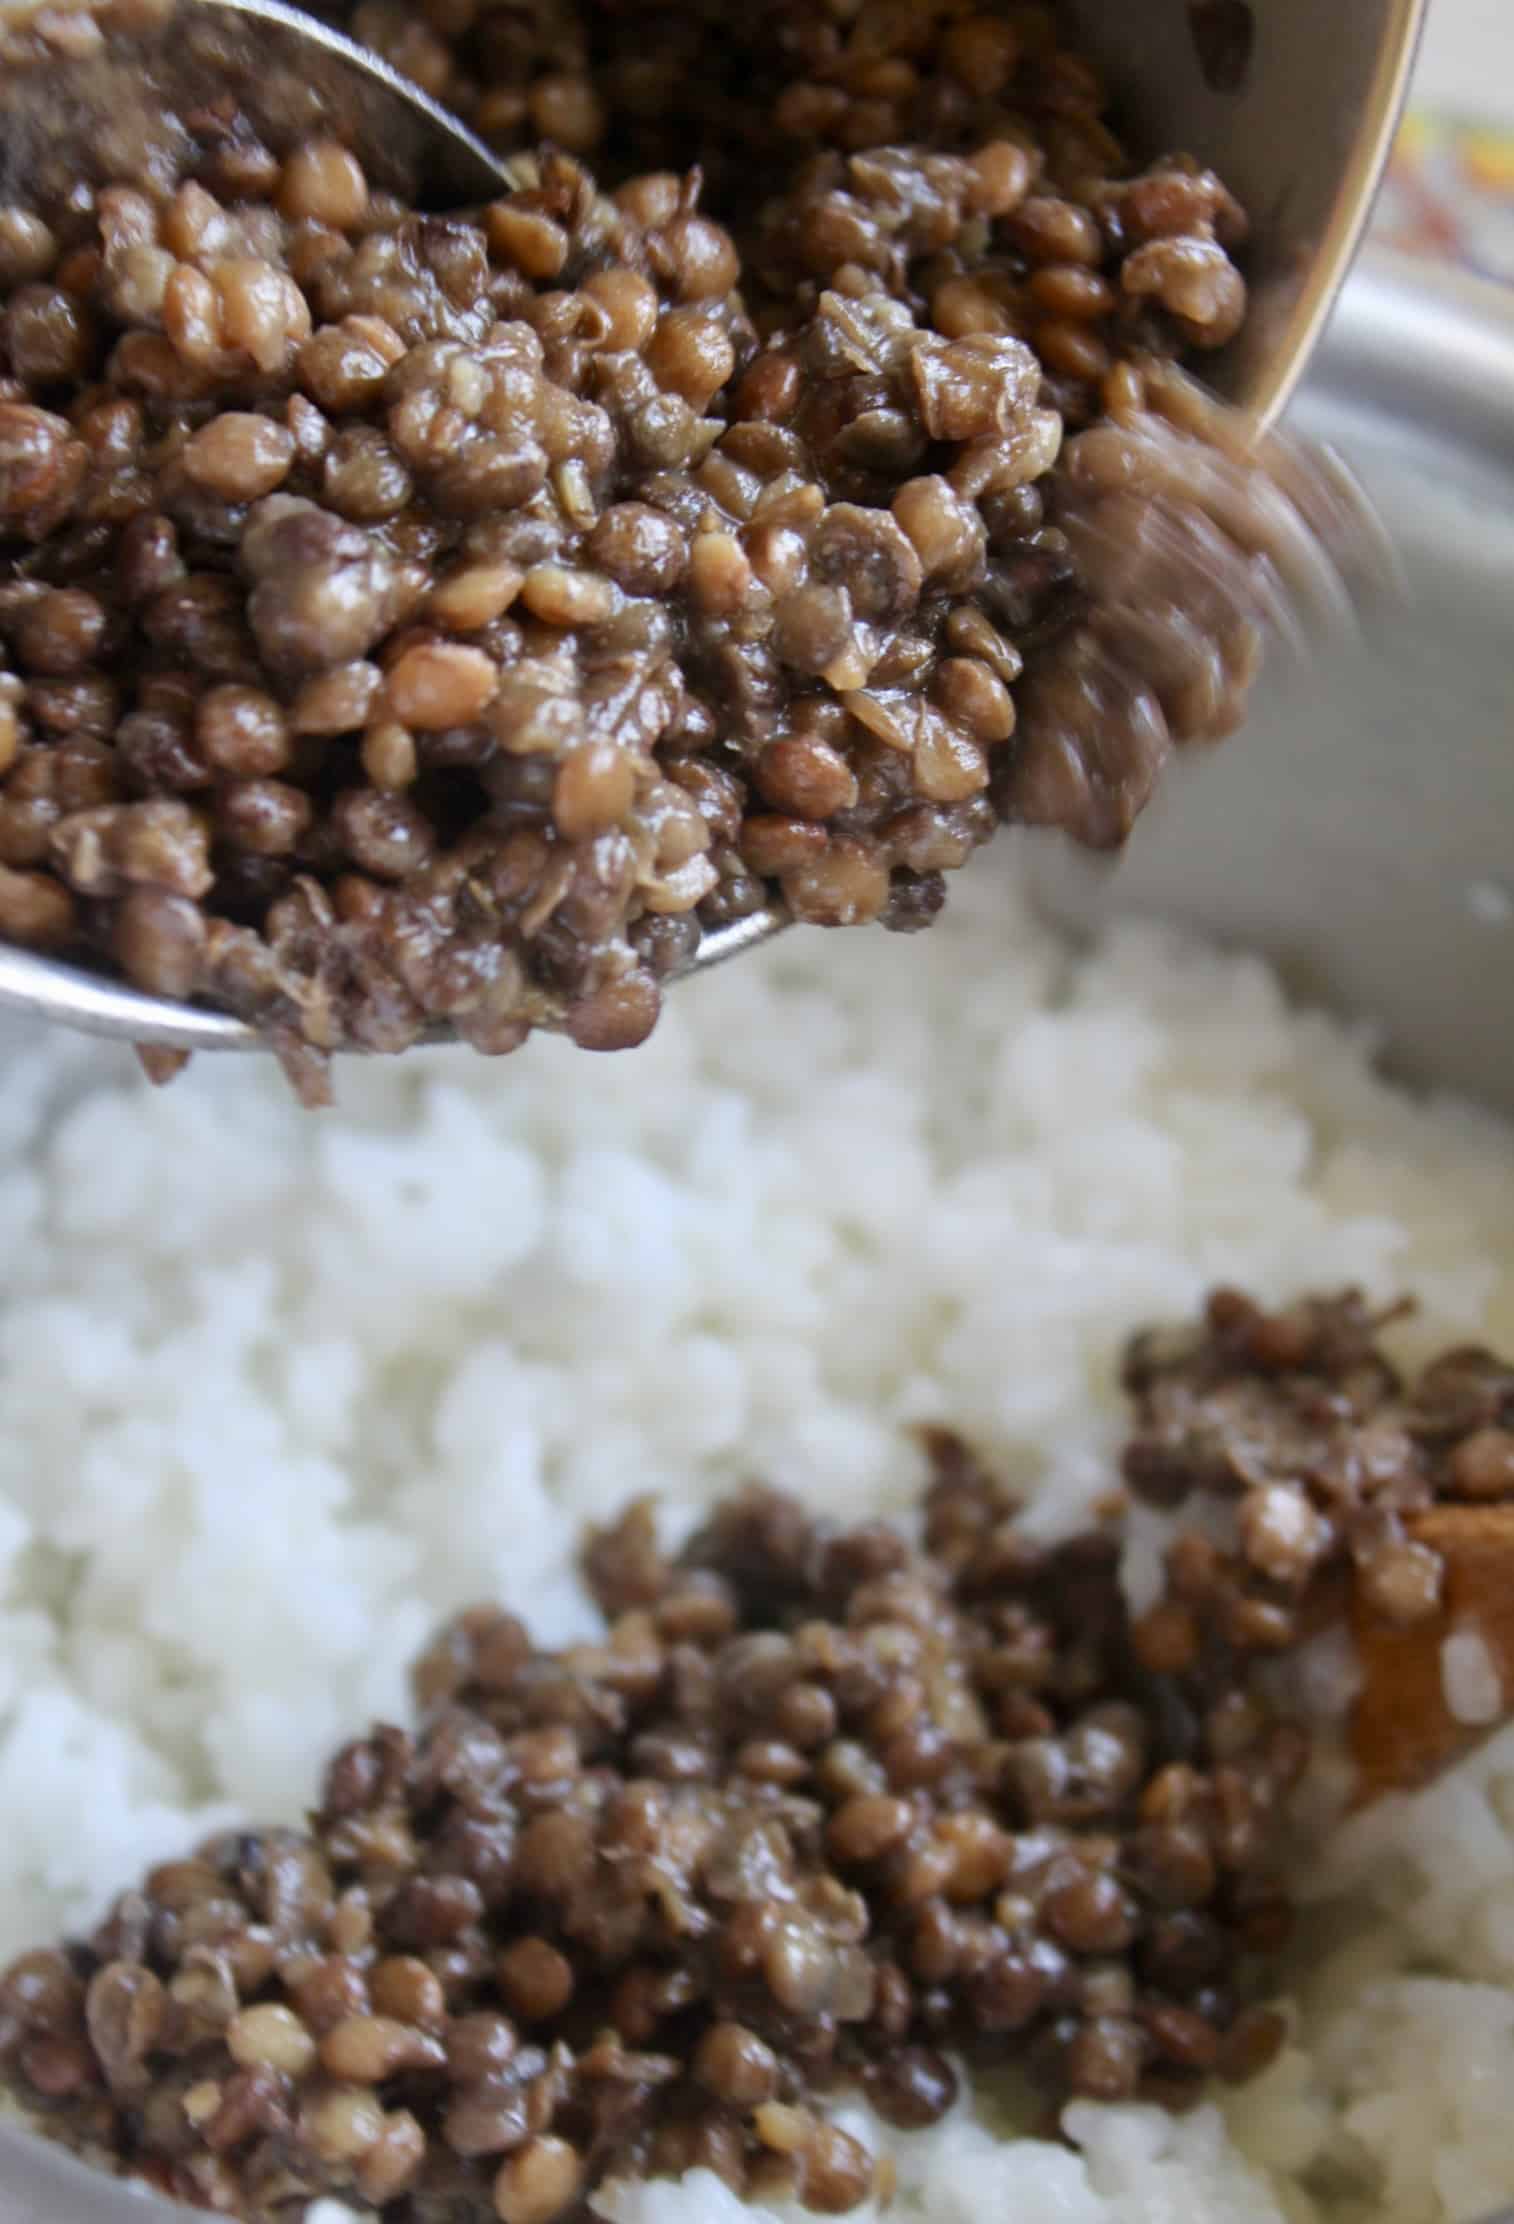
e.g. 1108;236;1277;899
0;0;1362;1102
11;1284;1510;2219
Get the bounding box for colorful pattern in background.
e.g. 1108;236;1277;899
1373;111;1514;281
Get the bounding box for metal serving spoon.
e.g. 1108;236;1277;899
0;0;1422;1055
0;0;790;1051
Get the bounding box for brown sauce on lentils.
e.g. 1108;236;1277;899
0;0;1307;1101
7;1287;1514;2223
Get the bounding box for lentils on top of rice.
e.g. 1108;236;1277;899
6;1282;1514;2223
0;0;1349;1099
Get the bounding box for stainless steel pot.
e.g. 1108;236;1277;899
0;234;1510;2224
1066;0;1426;422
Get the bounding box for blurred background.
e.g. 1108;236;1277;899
1376;0;1514;279
1416;0;1514;113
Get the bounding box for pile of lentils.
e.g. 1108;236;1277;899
15;1284;1514;2224
0;0;1328;1100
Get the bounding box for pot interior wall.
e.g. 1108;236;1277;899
1060;0;1423;419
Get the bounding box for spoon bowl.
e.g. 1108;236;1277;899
0;901;782;1050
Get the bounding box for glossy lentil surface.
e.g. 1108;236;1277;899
17;1285;1514;2222
0;0;1274;1098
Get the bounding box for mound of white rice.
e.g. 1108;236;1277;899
4;854;1514;2224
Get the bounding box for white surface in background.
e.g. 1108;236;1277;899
1415;0;1514;120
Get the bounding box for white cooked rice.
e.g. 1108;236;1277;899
4;852;1514;2224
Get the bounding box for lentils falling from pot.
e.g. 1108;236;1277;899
0;0;1357;1100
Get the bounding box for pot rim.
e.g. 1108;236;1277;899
1251;0;1429;426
